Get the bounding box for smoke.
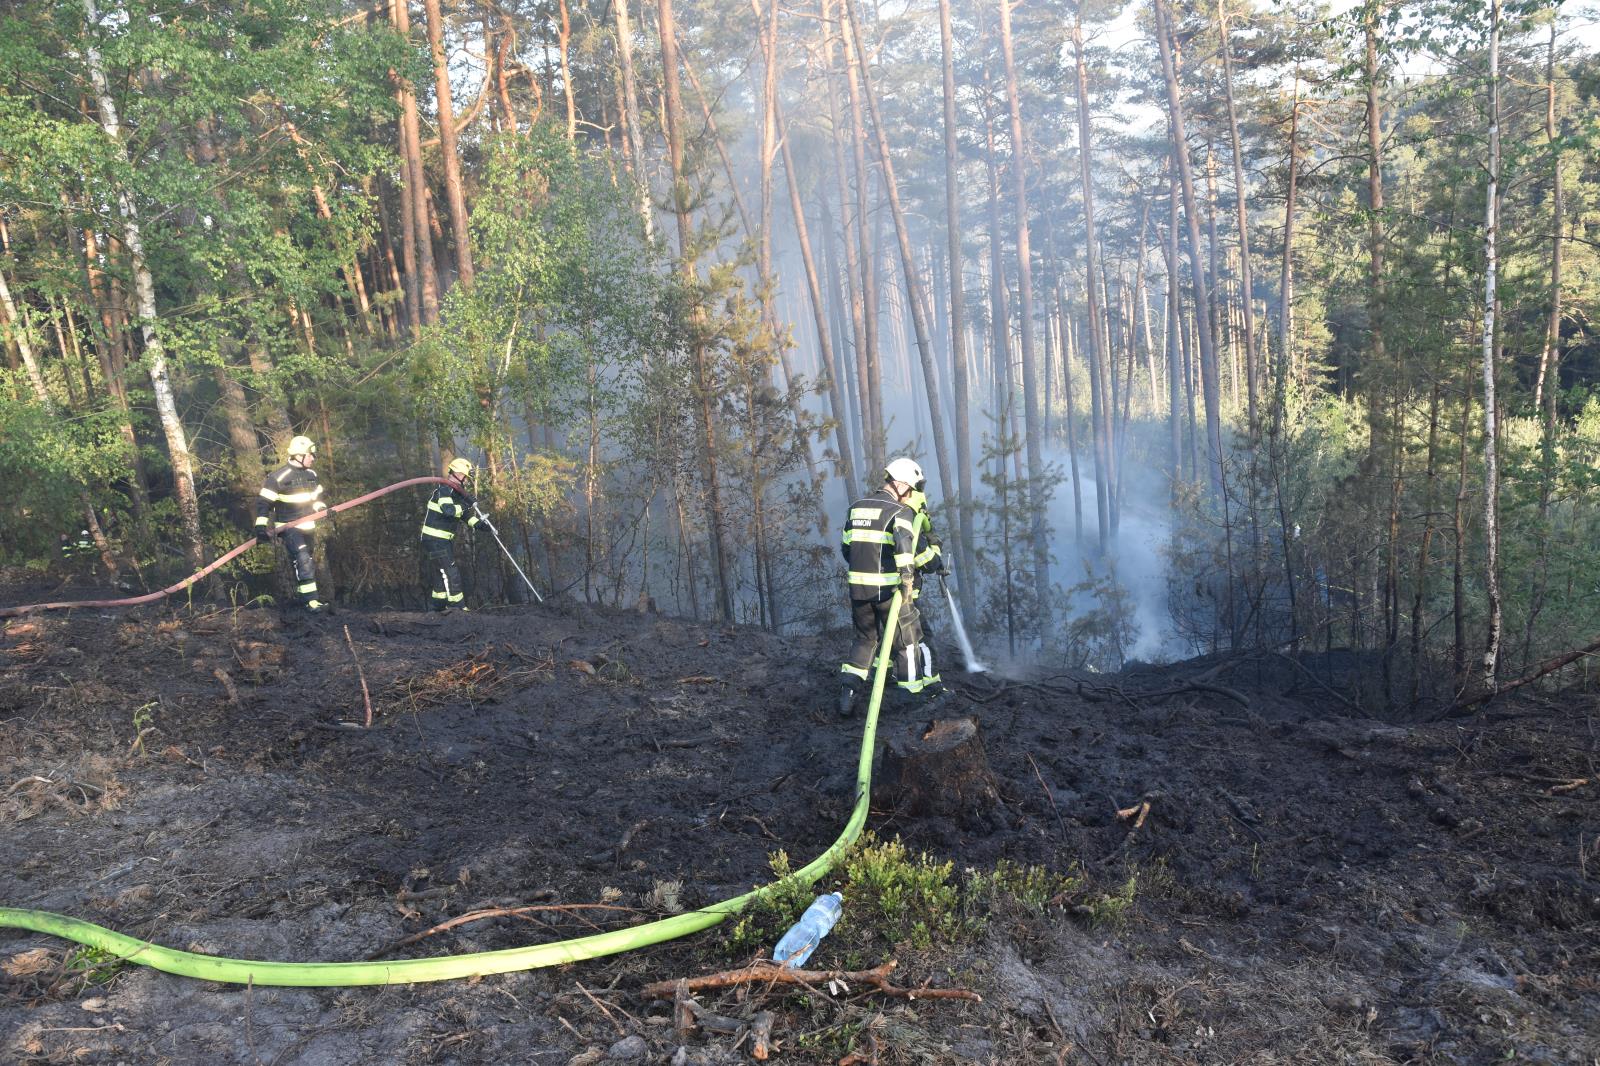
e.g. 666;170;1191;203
1043;452;1181;663
782;314;1184;663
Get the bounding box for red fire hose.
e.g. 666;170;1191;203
0;477;454;619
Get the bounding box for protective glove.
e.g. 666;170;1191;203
255;528;271;547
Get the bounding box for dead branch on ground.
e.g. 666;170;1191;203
1116;799;1152;830
383;647;551;716
641;959;981;1004
671;980;778;1058
1451;631;1600;713
342;625;373;727
363;902;634;959
212;667;240;708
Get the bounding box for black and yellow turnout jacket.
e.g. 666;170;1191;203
840;487;919;602
255;463;326;533
421;484;480;545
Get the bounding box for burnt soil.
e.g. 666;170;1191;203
1;592;1596;1065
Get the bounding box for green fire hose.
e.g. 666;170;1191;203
0;590;910;987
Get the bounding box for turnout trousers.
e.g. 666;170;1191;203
280;529;321;610
424;539;464;610
841;596;938;696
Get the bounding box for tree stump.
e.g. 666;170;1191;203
878;715;1000;820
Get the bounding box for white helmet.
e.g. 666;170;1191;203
884;457;923;488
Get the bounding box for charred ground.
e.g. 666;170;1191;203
0;591;1596;1065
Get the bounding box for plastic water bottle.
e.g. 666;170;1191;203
771;892;843;967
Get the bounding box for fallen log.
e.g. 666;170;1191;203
640;960;981;1004
1450;632;1600;713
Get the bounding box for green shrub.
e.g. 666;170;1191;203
723;851;817;957
1083;873;1138;929
62;945;126;989
840;833;977;950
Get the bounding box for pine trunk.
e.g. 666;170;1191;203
842;0;956;525
392;0;440;325
821;0;875;476
1071;15;1115;546
996;0;1050;604
837;0;883;474
424;0;475;287
1153;0;1224;499
1220;0;1258;430
1270;73;1301;641
1364;4;1387;474
658;0;734;621
1479;0;1503;691
938;0;976;612
1164;177;1183;503
613;0;653;237
1524;23;1564;667
778;101;859;503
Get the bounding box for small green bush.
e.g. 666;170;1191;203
840;833;977;949
1084;873;1138;929
720;839;1138;960
723;851;817;957
969;858;1085;912
62;945;126;989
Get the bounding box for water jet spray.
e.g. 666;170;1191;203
938;573;987;674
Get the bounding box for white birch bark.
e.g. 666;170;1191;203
83;0;205;569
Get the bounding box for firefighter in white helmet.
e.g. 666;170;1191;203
420;457;481;611
253;435;329;612
836;457;938;717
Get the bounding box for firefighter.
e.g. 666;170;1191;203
59;529;96;581
254;436;329;612
837;457;935;718
904;481;945;695
421;457;480;612
64;529;94;559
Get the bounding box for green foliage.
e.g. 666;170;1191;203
0;390;130;562
722;838;1133;964
971;421;1057;652
723;851;816;958
61;945;126;990
793;1018;869;1059
129;702;157;758
418;126;673;447
840;834;974;950
1083;874;1138;929
1060;560;1139;672
967;859;1085;913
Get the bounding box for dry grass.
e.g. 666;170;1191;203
0;753;122;822
381;645;553;717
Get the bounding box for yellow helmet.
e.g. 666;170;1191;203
447;457;474;479
287;435;316;459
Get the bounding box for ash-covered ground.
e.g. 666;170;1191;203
2;592;1596;1065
